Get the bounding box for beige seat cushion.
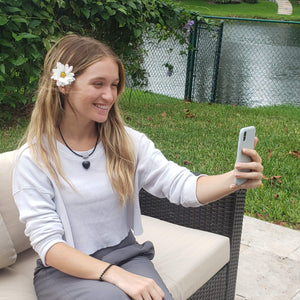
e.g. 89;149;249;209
0;215;229;300
137;215;230;300
0;213;17;268
0;150;31;254
0;248;38;300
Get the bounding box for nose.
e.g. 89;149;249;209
101;86;114;102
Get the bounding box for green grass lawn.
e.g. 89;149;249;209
119;92;300;229
1;92;299;229
176;0;300;21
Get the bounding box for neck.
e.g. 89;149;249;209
58;126;99;170
57;122;99;151
60;122;98;138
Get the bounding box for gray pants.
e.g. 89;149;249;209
34;232;174;300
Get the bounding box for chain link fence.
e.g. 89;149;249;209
213;18;300;107
123;17;300;107
124;32;189;103
187;21;223;103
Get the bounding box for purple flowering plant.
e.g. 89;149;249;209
163;63;174;77
162;19;195;77
184;20;194;32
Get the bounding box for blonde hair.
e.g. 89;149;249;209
23;34;135;204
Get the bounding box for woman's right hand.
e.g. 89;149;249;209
103;265;165;300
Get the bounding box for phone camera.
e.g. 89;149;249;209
243;131;247;141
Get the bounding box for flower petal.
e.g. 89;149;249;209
51;62;75;87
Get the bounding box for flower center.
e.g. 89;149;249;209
60;72;66;78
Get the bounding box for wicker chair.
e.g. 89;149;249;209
0;149;245;299
139;188;246;300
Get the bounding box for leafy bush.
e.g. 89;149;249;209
0;0;191;123
213;0;232;3
242;0;258;3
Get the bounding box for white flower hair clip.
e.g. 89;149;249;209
51;62;75;87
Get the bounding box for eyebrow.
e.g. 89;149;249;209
89;77;119;82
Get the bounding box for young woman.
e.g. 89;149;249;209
13;34;263;300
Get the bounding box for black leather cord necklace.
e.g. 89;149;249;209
58;127;99;170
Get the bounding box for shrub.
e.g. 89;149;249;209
243;0;258;3
0;0;191;123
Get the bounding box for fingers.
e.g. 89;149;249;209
234;170;263;185
116;269;165;300
233;146;264;190
241;147;262;164
235;147;263;176
235;161;264;174
254;136;258;148
139;278;165;300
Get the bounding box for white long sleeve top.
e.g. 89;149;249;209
13;127;202;266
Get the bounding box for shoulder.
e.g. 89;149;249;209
13;143;54;193
124;126;144;139
15;143;33;163
14;143;45;175
125;126;151;143
124;126;164;166
124;126;155;150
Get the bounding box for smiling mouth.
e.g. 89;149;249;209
94;104;109;110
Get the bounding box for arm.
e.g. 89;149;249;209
46;243;165;300
45;242;106;280
196;138;263;205
14;148;165;300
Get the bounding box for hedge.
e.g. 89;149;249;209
0;0;192;123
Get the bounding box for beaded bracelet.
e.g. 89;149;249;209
98;263;114;281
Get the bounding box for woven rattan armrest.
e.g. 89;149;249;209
139;188;246;300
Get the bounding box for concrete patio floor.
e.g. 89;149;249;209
235;216;300;300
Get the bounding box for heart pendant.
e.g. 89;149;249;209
82;161;90;169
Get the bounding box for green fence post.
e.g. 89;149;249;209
184;20;198;102
211;21;224;103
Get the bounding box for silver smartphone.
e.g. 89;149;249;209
234;126;256;185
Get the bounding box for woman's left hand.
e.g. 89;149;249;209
231;137;264;190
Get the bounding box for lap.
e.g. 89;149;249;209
34;266;129;300
34;233;174;300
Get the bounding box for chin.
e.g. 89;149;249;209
94;116;109;124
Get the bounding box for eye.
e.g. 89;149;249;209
93;82;103;87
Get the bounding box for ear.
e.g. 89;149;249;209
58;86;66;94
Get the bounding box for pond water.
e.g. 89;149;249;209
142;21;300;107
215;21;300;107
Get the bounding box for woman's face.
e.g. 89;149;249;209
62;57;120;125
